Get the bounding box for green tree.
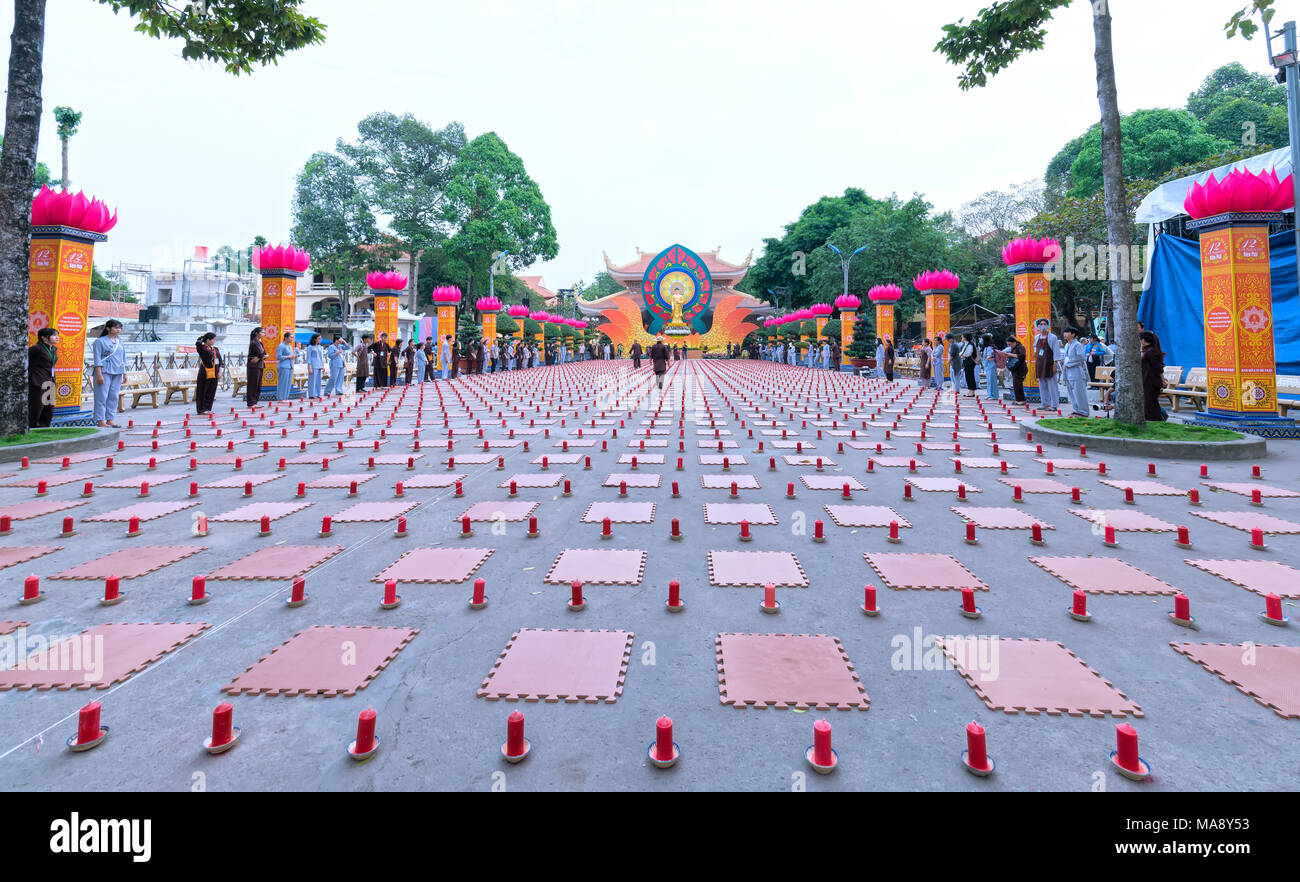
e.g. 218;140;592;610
441;132;558;305
90;264;132;301
1187;61;1286;121
291;151;384;331
52;105;80;189
937;0;1145;426
579;271;622;301
1203;98;1288;148
338;112;466;311
1063;109;1231;198
0;0;325;437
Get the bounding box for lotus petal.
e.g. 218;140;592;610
1266;174;1295;211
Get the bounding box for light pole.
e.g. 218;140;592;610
1262;20;1300;289
826;243;867;299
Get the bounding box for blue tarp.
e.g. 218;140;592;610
1139;230;1300;379
293;329;313;344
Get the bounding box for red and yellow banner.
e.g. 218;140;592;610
436;306;456;368
815;315;828;340
1012;270;1051;391
841;310;855;355
259;272;298;396
1199;223;1278;415
29;233;95;417
875;304;894;342
924;291;950;341
482;313;497;345
373;291;399;343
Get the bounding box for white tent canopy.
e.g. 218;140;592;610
1135;146;1293;224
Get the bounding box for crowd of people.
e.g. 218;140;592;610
760;338;842;370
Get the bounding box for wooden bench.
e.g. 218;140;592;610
1277;375;1300;417
1166;368;1208;412
158;368;196;405
1088;365;1114;392
118;370;163;411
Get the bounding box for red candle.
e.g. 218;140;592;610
954;459;963;473
1177;525;1190;545
104;575;120;601
83;481;93;496
602;517;612;537
1072;589;1087;616
1252;464;1262;478
814;520;824;540
965;523;976;543
196;515;207;534
863;584;877;612
192;575;206;601
506;711;525;756
620;480;628;496
1174;593;1190;620
127;516;140;534
655;716;674;761
461;516;472;534
957;484;967;500
23;574;39;600
813;719;833;766
740;519;750;539
1265;593;1283;620
1251;528;1265;548
189;457;196;469
321;516;331;534
961;587;977;614
77;701;102;745
322;457;330;469
889;521;900;541
671;518;680;538
259;515;271;533
470;578;486;605
570;580;584;606
383;580;398;605
211;702;234;745
36;480;46;495
668;580;681;607
1044;461;1053;474
1115;723;1139;770
354;708;377;754
1104;525;1116;545
290;578;305;603
1098;461;1107;475
1200;464;1208;477
1031;523;1044;544
763;583;776;608
1188;489;1200;504
904;483;913;500
1252;489;1262;505
966;721;988;769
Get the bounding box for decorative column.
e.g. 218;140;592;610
255;245;310;400
1002;238;1058;402
28;188;117;425
868;285;901;343
432;286;461;370
477;296;501;346
367;270;407;346
508;304;528;340
811;303;832;340
530;311;548;349
914;269;958;342
1182;169;1298;437
835;295;859;364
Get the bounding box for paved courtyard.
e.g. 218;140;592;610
0;359;1296;791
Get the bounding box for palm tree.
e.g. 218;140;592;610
53;105;81;189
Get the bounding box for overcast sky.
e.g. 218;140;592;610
5;0;1282;287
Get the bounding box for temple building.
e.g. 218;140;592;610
577;244;771;350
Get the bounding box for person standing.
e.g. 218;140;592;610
439;335;452;381
403;339;415;385
960;334;977;397
948;334;964;393
1004;335;1028;404
386;336;399;386
883;339;895;382
930;338;945;391
630;340;643;369
1140;330;1167;421
981;334;1000;401
369;333;390;387
92;319;126;427
327;336;347;396
1033;320;1060;409
413;338;427;384
28;327;58;428
919;339;932;388
874;339;885;379
451;338;461;379
423;337;437;380
831;339;841;372
245;327;267;407
353;333;372;392
1061;327;1090;417
650;336;670;390
195;332;222;415
304;333;323;399
275;332;294;401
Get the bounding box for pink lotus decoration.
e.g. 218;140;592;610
431;285;461;303
794;308;814;321
834;294;861;311
476;296;502;312
913;269;960;291
1184;167;1295;218
530;311;549;323
868;284;902;302
255;245;311;273
366;270;408;290
508;304;530;318
1001;237;1060;266
810;303;834;316
569;318;585;328
30;186;118;234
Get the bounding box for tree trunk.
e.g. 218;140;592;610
0;0;47;437
1093;5;1143;427
59;133;67;189
407;247;420;312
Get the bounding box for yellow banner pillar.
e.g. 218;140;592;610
482;313;497;346
875;304;894;342
923;290;951;341
1008;268;1051;398
1185;213;1298;436
259;269;302;400
372;290;399;343
841;311;855;356
29;227;103;424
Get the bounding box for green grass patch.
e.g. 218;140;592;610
0;426;99;447
1037;417;1242;442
